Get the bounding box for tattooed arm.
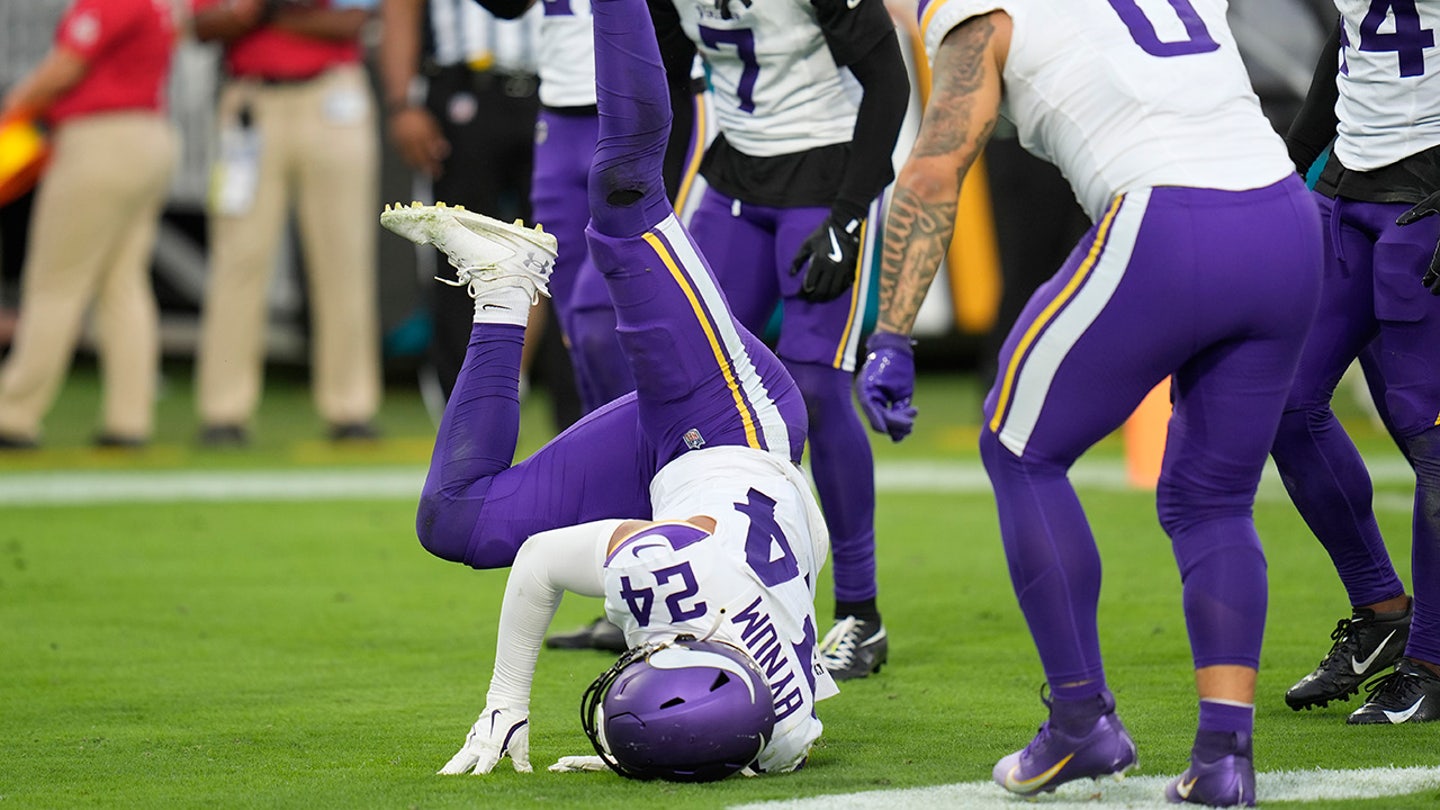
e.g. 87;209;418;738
875;12;1009;336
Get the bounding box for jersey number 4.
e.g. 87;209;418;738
1345;0;1434;78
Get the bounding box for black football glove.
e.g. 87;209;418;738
1396;189;1440;295
790;214;862;303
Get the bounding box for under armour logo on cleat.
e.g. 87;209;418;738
523;253;553;273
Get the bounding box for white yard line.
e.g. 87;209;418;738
0;466;429;505
730;766;1440;810
0;458;1418;506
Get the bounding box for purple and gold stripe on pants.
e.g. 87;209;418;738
988;193;1144;456
639;215;796;457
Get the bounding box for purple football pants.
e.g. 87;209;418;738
980;179;1322;699
686;168;878;604
532;109;635;412
1270;192;1440;666
414;0;806;570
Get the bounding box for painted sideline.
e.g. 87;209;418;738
0;458;1417;506
730;767;1440;810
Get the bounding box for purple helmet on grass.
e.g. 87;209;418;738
581;636;776;782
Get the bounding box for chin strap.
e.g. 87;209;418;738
697;607;728;642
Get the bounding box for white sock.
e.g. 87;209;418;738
471;285;534;326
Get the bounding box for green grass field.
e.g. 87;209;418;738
2;364;1437;808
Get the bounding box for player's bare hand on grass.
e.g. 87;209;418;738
438;707;531;775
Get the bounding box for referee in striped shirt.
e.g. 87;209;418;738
379;0;542;405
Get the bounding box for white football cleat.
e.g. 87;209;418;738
380;201;557;304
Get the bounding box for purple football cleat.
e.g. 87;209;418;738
1165;734;1256;807
993;693;1138;796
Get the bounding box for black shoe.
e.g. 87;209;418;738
1347;659;1440;724
1285;603;1411;710
329;422;380;442
0;432;39;450
545;617;627;652
200;424;250;448
93;433;148;449
820;616;888;680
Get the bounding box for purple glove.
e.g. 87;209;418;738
856;331;918;442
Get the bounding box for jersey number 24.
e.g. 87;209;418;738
618;488;800;627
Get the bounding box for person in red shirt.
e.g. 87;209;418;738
0;0;179;449
190;0;383;446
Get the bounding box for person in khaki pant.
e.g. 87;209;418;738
0;0;179;450
192;0;381;446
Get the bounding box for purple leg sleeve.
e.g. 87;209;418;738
416;324;657;570
588;0;673;240
416;324;525;564
981;427;1108;696
531;111;596;328
1405;428;1440;664
584;0;807;464
1271;193;1406;608
568;279;636;410
787;359;878;602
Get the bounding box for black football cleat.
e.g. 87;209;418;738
1285;603;1410;711
329;422;381;442
820;616;888;681
545;616;627;653
0;432;39;450
1347;660;1440;724
199;424;250;448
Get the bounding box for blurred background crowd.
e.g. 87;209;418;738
0;0;1337;449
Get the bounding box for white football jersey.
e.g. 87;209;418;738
537;0;596;108
1333;0;1440;170
672;0;859;157
602;446;837;773
920;0;1292;220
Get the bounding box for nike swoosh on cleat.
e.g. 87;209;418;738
826;228;844;263
1351;630;1397;674
1383;695;1425;724
1004;753;1073;793
1175;777;1199;800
